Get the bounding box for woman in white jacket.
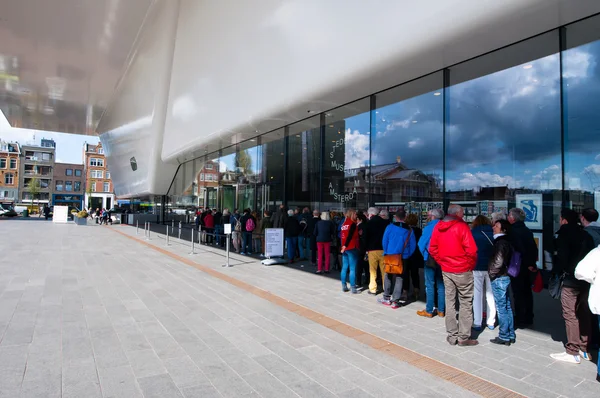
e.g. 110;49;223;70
575;245;600;384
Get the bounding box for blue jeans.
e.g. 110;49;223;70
491;276;515;341
214;225;223;245
424;265;445;314
298;236;308;259
286;237;298;260
242;232;253;253
341;249;358;288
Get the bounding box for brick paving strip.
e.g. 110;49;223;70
111;227;525;398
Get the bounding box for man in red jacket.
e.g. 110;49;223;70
429;204;478;346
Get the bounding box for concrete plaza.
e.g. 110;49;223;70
0;221;599;397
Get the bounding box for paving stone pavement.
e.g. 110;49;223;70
0;221;597;398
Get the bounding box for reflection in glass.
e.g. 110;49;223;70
287;116;320;210
446;32;561;232
260;129;285;211
564;15;600;211
372;73;443;227
323;98;370;210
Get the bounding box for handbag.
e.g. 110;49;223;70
384;228;412;274
532;270;543;293
548;272;564;300
424;250;438;269
507;251;522;278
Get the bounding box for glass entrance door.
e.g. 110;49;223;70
206;187;218;209
237;185;255;211
222;185;236;211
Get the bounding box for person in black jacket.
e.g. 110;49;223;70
404;213;423;302
364;208;388;295
355;212;369;289
307;210;320;266
284;210;300;263
314;212;335;273
507;208;539;328
488;219;516;346
550;209;594;364
272;205;288;229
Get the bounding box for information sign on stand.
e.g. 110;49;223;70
224;223;232;235
262;228;286;266
52;205;69;223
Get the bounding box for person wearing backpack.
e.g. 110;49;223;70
488;219;516;346
284;210;301;263
240;209;256;255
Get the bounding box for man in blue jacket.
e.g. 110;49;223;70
379;209;416;309
416;208;446;318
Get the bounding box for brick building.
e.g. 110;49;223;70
83;142;114;210
52;162;85;209
0;141;21;204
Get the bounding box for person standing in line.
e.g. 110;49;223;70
507;208;539;328
575;242;600;383
551;209;594;364
581;208;600;246
297;207;311;261
231;209;242;253
314;212;335;274
488;219;516;346
355;213;369;290
403;213;423;302
284;209;300;263
471;215;497;331
272;204;287;229
378;209;416;308
340;209;360;294
240;209;256;255
307;210;320;266
364;208;388;295
416;208;445;318
491;212;506;224
257;210;272;257
203;209;215;245
213;209;223;247
429;204;479;346
221;209;231;248
251;210;262;254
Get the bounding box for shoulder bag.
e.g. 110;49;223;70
384;228;412;275
424;249;438;269
548;272;564;300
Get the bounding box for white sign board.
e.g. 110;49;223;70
265;228;284;257
52;205;69;223
224;223;232;234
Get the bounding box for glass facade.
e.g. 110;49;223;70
165;15;600;249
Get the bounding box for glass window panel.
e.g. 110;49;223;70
564;15;600;211
287;116;320;210
260;128;285;211
446;31;561;234
323;98;370;210
372;72;444;226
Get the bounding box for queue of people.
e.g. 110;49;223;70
191;203;600;383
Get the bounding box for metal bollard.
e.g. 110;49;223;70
136;220;139;235
147;223;151;240
166;225;170;246
189;228;197;255
223;236;231;267
178;221;182;239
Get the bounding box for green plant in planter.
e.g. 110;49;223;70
77;210;89;218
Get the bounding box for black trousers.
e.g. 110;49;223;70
402;260;420;293
355;252;369;287
511;270;534;325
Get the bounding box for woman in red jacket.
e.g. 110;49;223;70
340;209;360;294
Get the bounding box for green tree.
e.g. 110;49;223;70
86;181;94;209
235;150;252;175
28;177;41;215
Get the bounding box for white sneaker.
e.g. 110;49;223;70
579;350;592;361
550;352;581;364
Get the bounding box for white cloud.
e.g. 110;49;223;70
447;172;517;190
531;164;561;190
563;49;592;79
594;154;600;161
344;129;370;169
408;138;423;148
219;161;228;172
584;164;600;175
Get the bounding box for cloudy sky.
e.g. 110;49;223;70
0;111;99;164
